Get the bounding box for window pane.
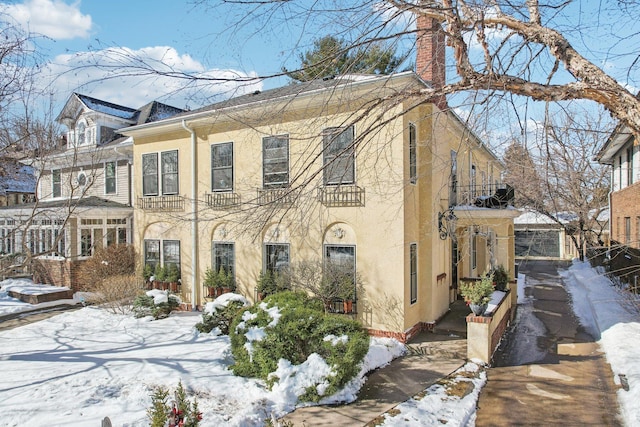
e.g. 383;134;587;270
144;240;160;269
265;244;289;273
409;124;417;184
325;245;356;300
52;169;61;198
105;161;116;194
213;242;235;277
410;244;417;304
323;127;355;185
163;240;180;271
161;151;179;195
81;229;93;256
211;143;233;191
263;135;289;188
142;153;158;196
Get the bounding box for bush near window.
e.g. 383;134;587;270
133;291;180;319
76;244;137;289
229;291;369;403
195;294;249;335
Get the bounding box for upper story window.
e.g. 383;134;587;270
142;150;179;196
77;122;86;145
211;142;233;192
409;124;417;184
105;161;116;194
263;135;289;188
52;169;61;198
323;126;355;185
161;151;179;195
627;147;633;186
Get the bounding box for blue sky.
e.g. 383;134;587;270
2;0;639;146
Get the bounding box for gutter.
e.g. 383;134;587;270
181;120;199;311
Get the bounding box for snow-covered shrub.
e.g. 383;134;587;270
195;293;249;334
229;291;369;402
133;290;180;319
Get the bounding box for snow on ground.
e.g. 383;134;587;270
561;260;640;427
0;278;80;316
3;262;636;426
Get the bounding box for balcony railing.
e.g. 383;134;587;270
257;188;296;206
206;192;241;209
451;183;514;208
317;185;365;207
137;195;184;212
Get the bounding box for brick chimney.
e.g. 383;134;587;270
416;14;447;111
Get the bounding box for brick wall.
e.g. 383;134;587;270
611;184;640;248
32;258;87;291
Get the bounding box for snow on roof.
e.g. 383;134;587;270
0;162;36;195
77;94;139;120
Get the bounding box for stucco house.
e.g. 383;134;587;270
0;93;183;287
121;19;518;341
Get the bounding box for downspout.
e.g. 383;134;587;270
182;120;199;311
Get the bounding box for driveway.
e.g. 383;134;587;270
475;259;622;426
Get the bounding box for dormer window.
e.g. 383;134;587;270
77;122;86;145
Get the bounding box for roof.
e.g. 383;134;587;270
76;94;139;120
595;123;633;165
0;196;131;211
0;160;36;196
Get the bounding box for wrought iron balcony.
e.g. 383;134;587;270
317;185;365;207
451;183;514;208
257;188;296;206
137;195;184;212
206;192;240;209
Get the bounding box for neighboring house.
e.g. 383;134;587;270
0;93;184;287
0;160;36;208
122;20;519;341
595;124;639;248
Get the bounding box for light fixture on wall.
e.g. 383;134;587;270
438;208;457;240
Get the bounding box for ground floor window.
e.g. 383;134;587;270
324;245;356;313
0;228;15;254
213;242;235;277
264;243;289;273
410;243;417;304
144;239;180;275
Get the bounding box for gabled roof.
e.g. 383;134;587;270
56;93;185;126
595;123;634;165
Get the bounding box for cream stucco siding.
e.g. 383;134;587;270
126;73;515;339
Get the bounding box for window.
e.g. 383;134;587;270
142;150;179;196
625;217;631;245
213;242;235;277
105;161;116;194
619;155;623;189
106;218;127;246
409;124;417;184
637;217;640;247
52;169;61;198
325;245;356;300
163;240;181;273
161;150;179;195
263;135;289;188
471;164;477;197
471;229;477;270
142;153;158;196
628;147;634;186
144;240;160;269
323;126;355;185
450;150;457;207
211;142;233;191
264;244;289;273
77;122;85;145
81;228;93;256
410;243;417;304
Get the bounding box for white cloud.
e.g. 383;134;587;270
44;45;262;111
2;0;92;40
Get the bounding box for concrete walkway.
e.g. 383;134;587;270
475;260;622;426
282;301;470;426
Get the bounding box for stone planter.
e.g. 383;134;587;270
470;303;488;316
